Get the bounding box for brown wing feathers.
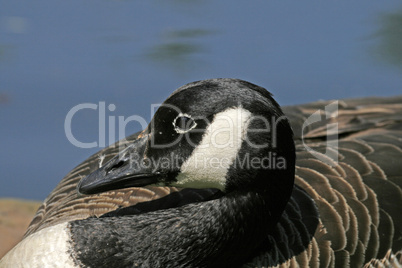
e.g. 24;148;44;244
284;96;402;266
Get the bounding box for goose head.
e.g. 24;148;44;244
78;78;295;223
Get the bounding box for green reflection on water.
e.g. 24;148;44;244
0;45;8;62
0;44;16;62
163;29;213;39
148;42;203;61
0;93;9;104
146;28;217;75
374;9;402;68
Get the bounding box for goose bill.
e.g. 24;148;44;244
78;136;169;195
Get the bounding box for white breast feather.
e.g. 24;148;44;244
0;222;77;268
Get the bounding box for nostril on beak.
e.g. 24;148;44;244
106;160;127;174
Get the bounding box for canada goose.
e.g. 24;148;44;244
1;78;401;267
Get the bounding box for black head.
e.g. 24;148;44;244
78;79;295;210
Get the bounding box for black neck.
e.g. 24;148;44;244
69;190;275;268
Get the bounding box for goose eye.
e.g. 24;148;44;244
173;114;197;133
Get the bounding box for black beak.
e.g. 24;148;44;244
78;136;170;195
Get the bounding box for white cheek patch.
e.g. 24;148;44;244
174;107;252;191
